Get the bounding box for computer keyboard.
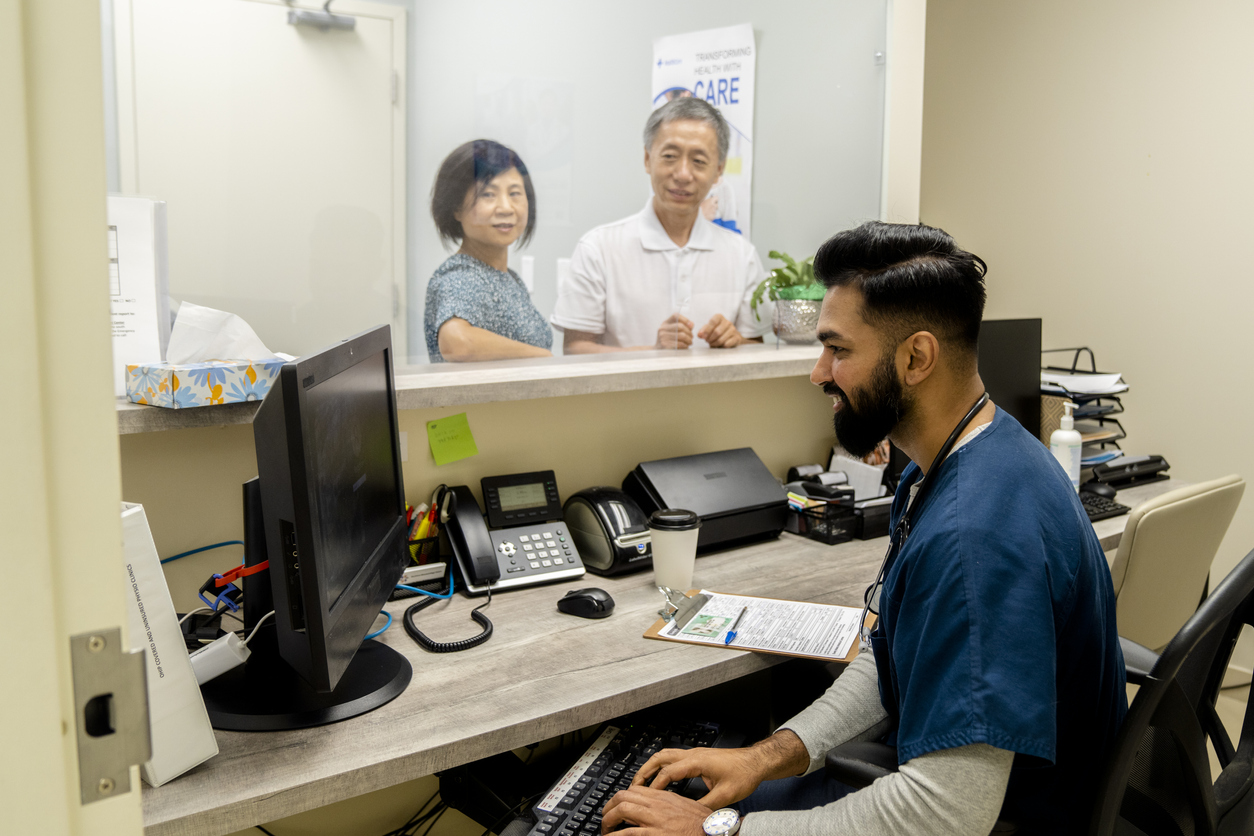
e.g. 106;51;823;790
526;718;742;836
1081;491;1131;522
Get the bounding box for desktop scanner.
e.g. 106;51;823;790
557;588;615;619
623;448;788;551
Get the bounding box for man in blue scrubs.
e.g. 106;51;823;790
601;222;1126;835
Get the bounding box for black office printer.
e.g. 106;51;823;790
622;447;788;552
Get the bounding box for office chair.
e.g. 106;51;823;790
1089;545;1254;836
1108;475;1244;652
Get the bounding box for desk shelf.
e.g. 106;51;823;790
117;344;822;434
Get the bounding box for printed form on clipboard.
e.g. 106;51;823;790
643;590;869;663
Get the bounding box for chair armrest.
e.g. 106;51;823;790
1120;636;1160;685
824;740;898;790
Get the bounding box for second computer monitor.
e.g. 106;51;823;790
978;318;1042;436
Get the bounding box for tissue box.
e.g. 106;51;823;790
126;359;285;408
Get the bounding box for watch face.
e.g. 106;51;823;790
703;808;739;836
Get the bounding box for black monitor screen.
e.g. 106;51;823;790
978;318;1042;436
306;350;400;610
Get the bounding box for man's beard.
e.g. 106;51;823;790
825;352;908;458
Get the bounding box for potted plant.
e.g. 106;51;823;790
750;250;826;344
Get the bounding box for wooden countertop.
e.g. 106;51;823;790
141;478;1181;835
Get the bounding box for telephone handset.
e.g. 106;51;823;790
443;471;586;596
444;486;501;587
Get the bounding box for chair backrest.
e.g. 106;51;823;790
1110;476;1245;651
1090;547;1254;836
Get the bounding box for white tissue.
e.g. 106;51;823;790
166;302;283;364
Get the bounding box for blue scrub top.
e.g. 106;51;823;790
871;407;1126;833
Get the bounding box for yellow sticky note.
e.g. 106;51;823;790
724;156;742;175
426;413;479;466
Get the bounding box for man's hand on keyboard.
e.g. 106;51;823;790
630;746;762;810
600;785;710;835
630;731;810;810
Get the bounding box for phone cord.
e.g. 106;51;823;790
403;585;493;653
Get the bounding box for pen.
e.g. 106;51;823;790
724;606;749;645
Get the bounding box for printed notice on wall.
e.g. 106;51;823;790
108;196;170;396
651;23;757;237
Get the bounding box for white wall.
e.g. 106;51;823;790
920;1;1254;667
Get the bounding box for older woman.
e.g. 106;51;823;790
423;140;552;362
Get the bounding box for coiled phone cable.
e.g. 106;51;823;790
402;565;494;653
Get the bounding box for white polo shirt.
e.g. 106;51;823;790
551;199;771;348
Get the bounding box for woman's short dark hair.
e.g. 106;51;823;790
430;139;536;248
813;221;987;356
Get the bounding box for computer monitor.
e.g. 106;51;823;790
887;318;1042;485
200;325;412;731
978;318;1042;436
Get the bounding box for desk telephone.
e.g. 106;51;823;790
445;471;585;596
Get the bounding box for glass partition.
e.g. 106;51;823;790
104;0;886;370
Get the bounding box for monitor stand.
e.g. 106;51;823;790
200;479;412;732
200;630;411;732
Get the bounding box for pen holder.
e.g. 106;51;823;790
408;535;439;564
799;502;856;546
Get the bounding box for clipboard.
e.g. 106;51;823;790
643;589;874;664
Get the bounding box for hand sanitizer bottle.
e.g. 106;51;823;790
1050;401;1083;491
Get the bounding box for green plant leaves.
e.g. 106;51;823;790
751;250;823;318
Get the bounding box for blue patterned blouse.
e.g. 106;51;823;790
423;254;553;362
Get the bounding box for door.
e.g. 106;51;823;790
2;0;144;832
113;0;407;358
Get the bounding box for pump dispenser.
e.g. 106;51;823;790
1050;401;1083;491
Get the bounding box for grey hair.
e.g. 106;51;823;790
643;98;730;164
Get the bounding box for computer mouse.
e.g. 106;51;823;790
557;587;615;619
1080;481;1117;499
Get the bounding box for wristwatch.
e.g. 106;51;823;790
702;808;741;836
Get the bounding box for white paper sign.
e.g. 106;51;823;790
108;196;170;396
651;23;757;237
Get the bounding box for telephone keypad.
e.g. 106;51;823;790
486;519;584;589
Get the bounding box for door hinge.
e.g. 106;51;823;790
71;628;151;804
392;70;399;105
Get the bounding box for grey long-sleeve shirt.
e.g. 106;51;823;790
739;654;1014;836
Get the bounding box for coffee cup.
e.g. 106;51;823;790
648;508;701;591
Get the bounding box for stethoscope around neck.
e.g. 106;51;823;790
858;391;990;650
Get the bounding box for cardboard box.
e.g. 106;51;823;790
125;358;284;408
121;503;219;786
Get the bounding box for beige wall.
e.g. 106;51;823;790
920;2;1254;590
121;375;833;607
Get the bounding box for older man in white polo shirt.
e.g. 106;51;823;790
552;98;770;352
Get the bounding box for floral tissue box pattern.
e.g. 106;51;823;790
126;359;286;408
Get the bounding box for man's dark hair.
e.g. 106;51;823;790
813;221;987;356
430;139;536;248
